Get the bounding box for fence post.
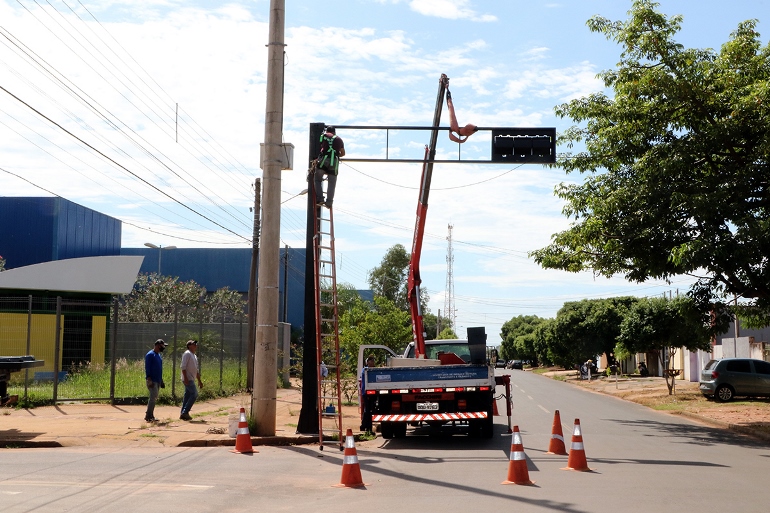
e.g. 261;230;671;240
172;305;179;400
24;295;32;402
220;311;225;392
53;296;62;403
109;298;119;404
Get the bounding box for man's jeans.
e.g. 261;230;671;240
146;382;159;419
181;382;198;415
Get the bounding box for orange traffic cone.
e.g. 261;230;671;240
333;429;368;488
230;407;257;454
492;397;499;416
546;410;567;455
501;425;535;485
562;418;591;471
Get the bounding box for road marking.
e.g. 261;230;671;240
538;405;549;414
182;484;214;489
528;395;534;400
1;491;22;495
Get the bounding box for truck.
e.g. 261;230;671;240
357;75;511;439
358;334;503;439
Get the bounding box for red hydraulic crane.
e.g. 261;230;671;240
407;74;477;358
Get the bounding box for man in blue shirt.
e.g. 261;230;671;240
144;339;167;422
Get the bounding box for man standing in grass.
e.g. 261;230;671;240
180;340;203;421
144;339;167;422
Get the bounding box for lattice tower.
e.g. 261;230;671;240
443;224;456;331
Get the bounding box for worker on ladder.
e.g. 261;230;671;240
314;126;345;209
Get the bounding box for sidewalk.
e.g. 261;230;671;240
0;387;361;448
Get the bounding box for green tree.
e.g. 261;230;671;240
500;315;549;363
436;327;458;339
119;274;246;323
0;255;5;272
338;295;412;372
545;298;638;369
366;243;431;319
617;295;712;394
119;273;205;322
531;0;768;329
367;244;410;310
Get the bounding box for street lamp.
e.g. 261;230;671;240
281;188;308;204
144;243;177;275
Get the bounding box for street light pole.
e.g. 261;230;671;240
144;243;177;275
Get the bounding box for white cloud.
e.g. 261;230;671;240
408;0;497;22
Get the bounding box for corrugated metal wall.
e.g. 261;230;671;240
0;197;121;268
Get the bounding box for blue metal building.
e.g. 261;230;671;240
0;197;121;268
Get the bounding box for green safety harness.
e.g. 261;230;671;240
317;133;339;174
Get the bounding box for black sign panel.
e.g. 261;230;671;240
491;127;556;163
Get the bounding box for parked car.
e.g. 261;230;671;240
509;360;524;370
699;358;770;402
494;359;506;368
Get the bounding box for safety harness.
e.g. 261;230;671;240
317;133;339;174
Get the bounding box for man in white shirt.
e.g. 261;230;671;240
180;340;203;421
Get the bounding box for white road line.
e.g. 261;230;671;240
538;405;549;413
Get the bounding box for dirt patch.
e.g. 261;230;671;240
546;370;770;435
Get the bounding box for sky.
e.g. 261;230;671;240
1;0;767;344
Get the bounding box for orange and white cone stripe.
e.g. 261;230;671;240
230;407;257;454
334;429;368;488
546;409;567;455
562;418;591;471
501;425;535;485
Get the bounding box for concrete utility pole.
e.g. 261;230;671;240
252;0;285;436
246;178;261;390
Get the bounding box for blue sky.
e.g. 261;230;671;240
1;0;767;343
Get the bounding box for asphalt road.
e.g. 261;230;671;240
2;370;769;513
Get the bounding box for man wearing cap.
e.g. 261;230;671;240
144;339;167;422
180;340;203;421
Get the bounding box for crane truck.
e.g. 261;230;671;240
358;75;511;439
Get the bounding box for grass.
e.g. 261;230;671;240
7;357;250;408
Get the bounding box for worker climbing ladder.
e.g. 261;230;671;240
313;203;344;450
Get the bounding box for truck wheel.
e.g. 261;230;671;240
394;423;407;438
481;415;493;439
381;421;395;439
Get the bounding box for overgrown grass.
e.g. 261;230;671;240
7;357;250;408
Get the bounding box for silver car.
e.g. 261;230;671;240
699;358;770;402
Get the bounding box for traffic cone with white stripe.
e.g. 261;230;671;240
501;425;535;485
333;429;368;488
562;418;591;471
230;407;257;454
546;410;567;455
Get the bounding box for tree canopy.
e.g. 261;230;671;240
531;0;770;328
500;315;547;363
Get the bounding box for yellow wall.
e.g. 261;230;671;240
0;312;108;373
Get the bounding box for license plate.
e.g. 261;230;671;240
416;402;439;411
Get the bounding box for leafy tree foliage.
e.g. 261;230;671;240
617;295;712;393
531;0;769;328
436;326;458;339
119;273;245;323
0;255;5;272
367;244;431;314
534;298;637;368
338;295;412;371
500;315;548;363
367;244;410;310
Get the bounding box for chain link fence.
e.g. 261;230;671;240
0;296;270;406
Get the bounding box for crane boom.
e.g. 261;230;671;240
407;74;475;358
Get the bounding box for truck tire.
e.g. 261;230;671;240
381;421;395;439
481;414;493;439
395;422;407;438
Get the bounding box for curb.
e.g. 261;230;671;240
178;435;320;447
677;411;770;443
